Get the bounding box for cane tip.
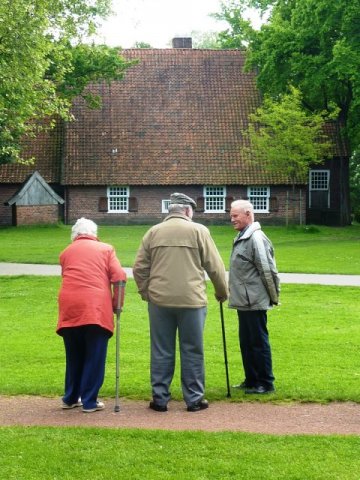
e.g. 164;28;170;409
114;405;120;412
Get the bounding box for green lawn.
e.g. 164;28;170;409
1;224;359;479
0;223;360;273
1;277;359;403
1;427;359;480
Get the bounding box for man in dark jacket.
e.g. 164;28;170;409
229;200;280;394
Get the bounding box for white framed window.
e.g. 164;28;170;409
310;170;329;190
204;186;226;212
107;186;129;212
248;186;270;212
309;170;330;208
162;199;171;213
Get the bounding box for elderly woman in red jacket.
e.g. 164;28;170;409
57;218;126;413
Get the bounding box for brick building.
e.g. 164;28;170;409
0;40;351;226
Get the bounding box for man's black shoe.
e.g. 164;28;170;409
244;385;275;395
149;401;168;412
187;399;209;412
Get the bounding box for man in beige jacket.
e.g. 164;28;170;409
133;193;228;412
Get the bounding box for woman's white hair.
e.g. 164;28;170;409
71;217;98;241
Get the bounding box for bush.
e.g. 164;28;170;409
303;225;320;233
353;209;360;223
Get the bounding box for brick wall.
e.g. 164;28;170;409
0;185;17;225
66;185;307;226
263;186;307;226
16;205;60;225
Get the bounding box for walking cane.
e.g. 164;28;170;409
114;280;126;413
220;302;231;398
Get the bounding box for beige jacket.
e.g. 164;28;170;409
133;214;228;308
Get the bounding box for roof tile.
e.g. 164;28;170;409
1;48;344;187
63;48;290;186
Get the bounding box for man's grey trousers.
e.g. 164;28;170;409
148;302;207;407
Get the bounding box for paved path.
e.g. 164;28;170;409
1;263;360;286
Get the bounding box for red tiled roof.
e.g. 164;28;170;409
1;48;345;187
63;48;291;186
322;121;348;156
0;123;62;184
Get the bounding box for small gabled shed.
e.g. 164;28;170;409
5;171;64;226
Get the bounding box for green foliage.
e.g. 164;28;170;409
245;87;332;186
132;41;153;49
217;0;360;154
0;0;61;163
191;31;222;49
350;151;360;215
1;427;360;479
53;43;136;108
302;225;320;234
214;0;255;49
0;0;133;164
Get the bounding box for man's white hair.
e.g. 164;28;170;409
168;203;191;214
71;217;98;241
231;199;254;214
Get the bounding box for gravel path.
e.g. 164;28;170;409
1;396;359;435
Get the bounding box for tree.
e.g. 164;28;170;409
0;0;133;164
53;43;135;109
246;88;331;186
191;31;222;49
245;87;331;223
214;0;256;50
132;42;153;49
216;0;360;152
216;0;359;220
350;152;360;222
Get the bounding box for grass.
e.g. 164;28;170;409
1;427;360;480
1;277;359;403
1;223;360;273
1;224;359;479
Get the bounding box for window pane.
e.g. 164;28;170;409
251;196;268;211
109;186;128;196
107;186;129;212
204;186;225;212
309;171;330;208
247;186;270;213
248;186;268;197
310;171;329;190
162;199;170;213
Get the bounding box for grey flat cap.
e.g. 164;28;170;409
170;192;197;208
